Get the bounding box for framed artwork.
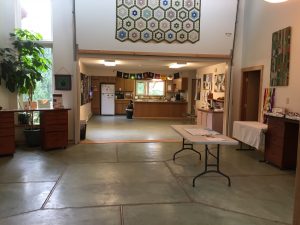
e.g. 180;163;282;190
270;26;291;86
203;73;212;90
214;74;225;92
55;74;72;91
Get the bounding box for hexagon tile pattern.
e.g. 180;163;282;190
116;0;201;43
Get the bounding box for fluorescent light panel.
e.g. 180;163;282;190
169;62;188;69
264;0;288;3
103;60;117;67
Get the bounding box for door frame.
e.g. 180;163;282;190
240;65;264;122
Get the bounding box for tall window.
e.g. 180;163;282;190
20;0;52;41
19;0;53;105
136;80;165;96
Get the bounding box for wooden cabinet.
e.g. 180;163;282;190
134;102;187;118
115;100;131;115
197;109;223;133
124;79;134;92
40;109;69;150
116;78;134;92
0;111;15;156
166;80;176;93
265;116;298;169
174;78;188;91
116;78;125;91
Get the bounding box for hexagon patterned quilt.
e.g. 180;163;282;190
116;0;201;43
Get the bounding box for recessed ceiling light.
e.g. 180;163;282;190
169;62;188;69
264;0;288;3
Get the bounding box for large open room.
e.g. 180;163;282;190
1;0;300;224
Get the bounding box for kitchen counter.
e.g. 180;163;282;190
134;101;187;118
134;100;187;103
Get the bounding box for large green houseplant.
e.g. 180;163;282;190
0;29;51;146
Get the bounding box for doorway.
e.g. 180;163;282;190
240;66;263;121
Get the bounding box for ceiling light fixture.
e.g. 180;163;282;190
169;62;188;69
264;0;288;3
103;60;117;67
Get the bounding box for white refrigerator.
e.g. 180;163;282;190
101;84;115;115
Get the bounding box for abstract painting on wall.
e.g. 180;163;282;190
116;0;201;43
270;26;291;86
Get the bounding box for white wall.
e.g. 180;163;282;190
75;0;237;55
80;102;92;121
52;0;76;141
0;0;18;110
232;0;300;121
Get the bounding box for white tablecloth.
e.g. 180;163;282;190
232;121;268;150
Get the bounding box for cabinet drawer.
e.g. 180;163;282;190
0;136;15;155
0;128;14;137
42;124;68;132
42;132;68;150
0;113;14;127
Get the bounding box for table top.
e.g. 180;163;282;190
233;121;268;131
171;125;239;145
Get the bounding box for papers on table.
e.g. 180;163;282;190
184;128;219;136
184;128;225;141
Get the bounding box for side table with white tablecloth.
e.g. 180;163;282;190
232;121;268;150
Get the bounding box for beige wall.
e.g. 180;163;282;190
232;0;300;124
231;1;300;224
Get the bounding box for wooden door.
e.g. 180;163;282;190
240;68;262;121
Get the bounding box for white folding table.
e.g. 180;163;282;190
171;125;238;187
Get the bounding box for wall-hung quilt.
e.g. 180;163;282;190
116;0;201;43
270;26;291;86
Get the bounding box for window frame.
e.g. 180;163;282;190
135;80;166;97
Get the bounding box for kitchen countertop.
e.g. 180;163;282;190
134;100;187;103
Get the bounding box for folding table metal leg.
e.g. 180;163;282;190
193;144;231;187
173;138;201;161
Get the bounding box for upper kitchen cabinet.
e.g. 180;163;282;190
116;78;134;92
166;80;176;93
174;78;188;91
124;79;134;92
116;78;125;91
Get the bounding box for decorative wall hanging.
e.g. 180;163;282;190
202;73;212;90
214;73;225;92
270;26;291;86
55;74;72;91
116;0;201;43
263;88;275;112
116;71;179;80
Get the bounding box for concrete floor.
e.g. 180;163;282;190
0;117;295;224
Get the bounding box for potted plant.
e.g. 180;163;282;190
0;29;51;146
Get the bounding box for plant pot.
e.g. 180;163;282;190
24;129;41;147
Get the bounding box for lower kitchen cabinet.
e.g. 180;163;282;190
265;116;298;169
0;111;15;156
197;109;223;133
134;101;187;117
115;99;131;115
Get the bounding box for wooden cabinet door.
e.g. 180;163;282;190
91;91;100;114
0;112;15;155
125;79;134;92
116;78;125;91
